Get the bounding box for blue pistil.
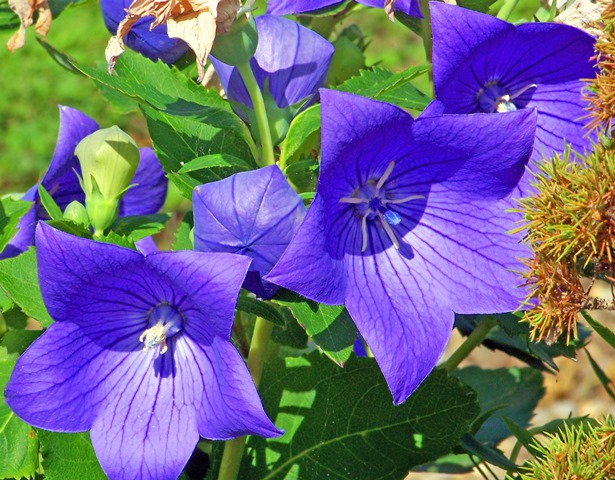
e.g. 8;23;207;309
339;161;424;252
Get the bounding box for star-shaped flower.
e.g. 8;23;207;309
210;14;334;139
430;2;597;187
101;0;190;64
5;223;282;479
0;106;167;259
266;90;537;404
193;165;306;299
266;0;421;18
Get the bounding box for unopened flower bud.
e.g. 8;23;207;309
75;126;139;235
211;14;258;66
63;201;90;228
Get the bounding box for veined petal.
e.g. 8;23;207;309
146;250;250;341
213;15;334;111
356;0;422;17
119;147;168;217
409;187;528;314
266;0;342;15
265;195;346;305
182;336;282;439
344;227;454;405
431;2;513;96
41;106;99;189
36;223;165;329
193;165;305;299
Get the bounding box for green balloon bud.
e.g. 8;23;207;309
211;14;258;66
75;126;139;235
63;201;90;228
327;26;366;86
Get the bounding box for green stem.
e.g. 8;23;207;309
419;0;433;90
217;317;273;480
0;310;7;336
441;317;497;373
237;62;275;167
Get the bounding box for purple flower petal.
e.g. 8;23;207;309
431;2;596;171
0;200;37;259
7;224;280;479
119;147;168;217
212;15;334;112
193;165;305;299
268;89;536;403
266;0;342;15
100;0;190;64
356;0;422;17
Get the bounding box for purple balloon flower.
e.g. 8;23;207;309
266;0;421;17
5;224;282;479
0;106;168;259
211;15;334;119
100;0;189;64
266;90;537;404
193;165;306;299
431;3;596;172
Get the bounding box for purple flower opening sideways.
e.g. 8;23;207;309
100;0;189;64
266;89;537;404
5;223;282;480
429;2;597;191
266;0;421;18
211;14;334;117
193;165;306;299
0;106;168;260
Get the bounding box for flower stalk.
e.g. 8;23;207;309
237;62;276;167
441;316;498;373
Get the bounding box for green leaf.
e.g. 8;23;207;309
0;248;53;327
585;348;615;400
458;0;499;13
0;330;42;355
143;106;254;198
0;347;39;480
274;291;356;366
453;367;544;446
178;154;252;184
172;220;193;251
503;417;542;457
42;43;256;155
336;65;431;110
242;357;480;480
580;310;615;349
111;214;170;241
38;430;106;480
459;434;518;471
279;105;321;167
236;297;287;327
0;197;32;253
37;184;64;221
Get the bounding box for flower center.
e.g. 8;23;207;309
139;303;184;354
339;161;424;252
477;82;537;113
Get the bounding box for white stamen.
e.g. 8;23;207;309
384;194;425;205
378;212;400;250
339;197;368;204
376;161;396;190
510;83;537;100
139;324;169;354
361;215;368;253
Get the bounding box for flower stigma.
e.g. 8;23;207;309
477;82;537;113
339;161;424;252
140;303;185;354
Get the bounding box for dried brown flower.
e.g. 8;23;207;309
6;0;52;52
105;0;241;82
